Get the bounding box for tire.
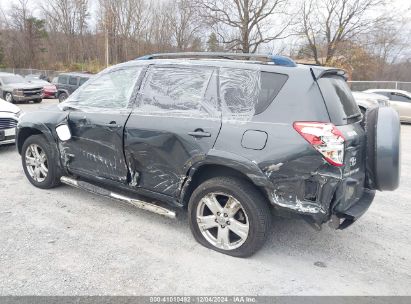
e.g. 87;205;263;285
4;92;14;103
33;98;43;103
21;134;61;189
188;177;272;257
58;92;68;103
365;106;401;191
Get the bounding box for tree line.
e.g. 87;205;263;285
0;0;410;80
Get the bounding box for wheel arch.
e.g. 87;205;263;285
17;125;55;154
179;151;273;208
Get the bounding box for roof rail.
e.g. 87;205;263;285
136;52;297;67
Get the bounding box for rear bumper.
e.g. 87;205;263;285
334;188;375;229
267;170;374;228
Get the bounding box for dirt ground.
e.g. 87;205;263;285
0;99;410;295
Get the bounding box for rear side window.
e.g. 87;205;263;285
317;75;361;125
137;66;218;117
69;76;78;86
219;68;287;120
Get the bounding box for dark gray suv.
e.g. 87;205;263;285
16;53;401;257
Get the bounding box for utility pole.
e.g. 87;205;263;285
104;0;109;67
105;25;109;67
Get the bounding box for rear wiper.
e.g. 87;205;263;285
343;113;362;120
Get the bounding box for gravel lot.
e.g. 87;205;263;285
0;99;410;295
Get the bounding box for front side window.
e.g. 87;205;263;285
137;66;217;117
58;75;68;85
65;66;142;109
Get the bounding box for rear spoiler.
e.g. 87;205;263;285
310;67;348;81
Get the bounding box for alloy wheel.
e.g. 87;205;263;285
25;144;48;183
196;192;250;250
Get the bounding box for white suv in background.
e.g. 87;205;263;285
365;89;411;123
0;98;21;145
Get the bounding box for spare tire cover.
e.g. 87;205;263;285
365;107;401;191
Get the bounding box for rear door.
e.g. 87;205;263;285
124;64;221;197
60;65;143;183
316;75;365;180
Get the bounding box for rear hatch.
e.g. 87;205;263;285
316;72;366;208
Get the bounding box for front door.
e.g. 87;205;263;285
124;65;221;197
60;65;143;183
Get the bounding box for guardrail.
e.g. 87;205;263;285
348;81;411;92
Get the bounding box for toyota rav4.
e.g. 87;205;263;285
16;53;401;257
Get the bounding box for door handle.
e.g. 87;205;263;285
101;121;121;128
188;129;211;138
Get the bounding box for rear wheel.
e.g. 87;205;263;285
58;92;68;103
188;177;271;257
33;98;42;103
21;134;61;189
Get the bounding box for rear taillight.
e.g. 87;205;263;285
293;122;345;167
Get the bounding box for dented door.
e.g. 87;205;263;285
64;108;131;182
59;65;143;183
124;65;221;197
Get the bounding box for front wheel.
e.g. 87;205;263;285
188;177;272;257
33;98;42;103
21;134;61;189
5;92;14;103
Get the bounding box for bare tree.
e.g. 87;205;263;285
41;0;89;63
198;0;290;53
299;0;385;65
168;0;202;51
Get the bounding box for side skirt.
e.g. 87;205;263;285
60;176;177;219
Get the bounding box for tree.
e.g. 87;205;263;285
298;0;385;65
198;0;291;53
207;32;220;51
168;0;202;51
41;0;89;63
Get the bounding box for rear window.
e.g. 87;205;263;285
317;75;361;125
79;77;89;86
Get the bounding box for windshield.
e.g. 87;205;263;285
1;75;27;84
317;75;361;125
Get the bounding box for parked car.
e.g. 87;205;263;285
0;73;44;103
352;91;390;114
16;53;401;257
0;97;21;145
28;79;57;99
364;89;411;123
56;72;92;103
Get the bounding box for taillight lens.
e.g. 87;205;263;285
293;122;345;167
